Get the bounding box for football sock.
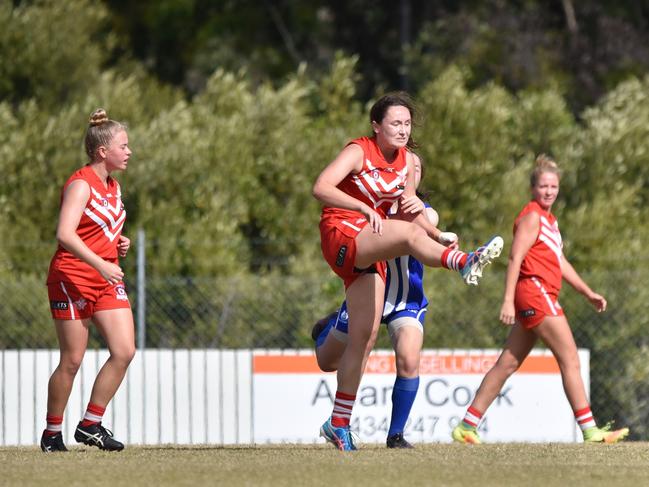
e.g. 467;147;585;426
80;402;105;427
331;391;356;428
461;405;483;429
388;376;419;437
575;406;596;430
45;414;63;435
441;249;468;270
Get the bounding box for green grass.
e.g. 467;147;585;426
2;443;648;486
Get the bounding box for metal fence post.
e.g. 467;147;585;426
137;228;146;350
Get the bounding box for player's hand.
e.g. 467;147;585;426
499;300;516;326
361;205;383;235
118;235;130;257
588;292;607;312
100;261;124;285
399;195;425;214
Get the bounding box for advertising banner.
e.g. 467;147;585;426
253;349;588;444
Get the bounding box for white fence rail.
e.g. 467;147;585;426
0;349;253;446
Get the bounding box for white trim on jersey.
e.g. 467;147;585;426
384;257;411;315
539;215;562;262
384;259;400;315
84;208;125;242
539;234;562;262
351;159;407;209
89;199;126;228
90;187;122;215
363;159;408;192
353;176;403;209
84;184;126;242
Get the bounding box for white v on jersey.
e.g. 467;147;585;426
384;254;427;317
85;186;126;242
47;165;125;286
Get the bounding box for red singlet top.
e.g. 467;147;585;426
321;136;408;223
515;200;563;293
47;165;126;287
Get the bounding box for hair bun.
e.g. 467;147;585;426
535;153;558;170
89;108;109;127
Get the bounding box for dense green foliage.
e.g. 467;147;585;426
104;0;649;113
2;0;649;436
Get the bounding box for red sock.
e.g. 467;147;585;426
80;403;105;427
574;406;596;431
45;414;63;436
331;391;356;428
461;406;483;428
441;248;468;270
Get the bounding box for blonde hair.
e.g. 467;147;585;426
530;154;560;187
84;108;127;161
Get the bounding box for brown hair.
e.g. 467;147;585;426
530;154;560;187
415;153;428;200
84;108;127;161
369;91;418;150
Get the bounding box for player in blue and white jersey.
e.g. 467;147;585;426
313;157;458;449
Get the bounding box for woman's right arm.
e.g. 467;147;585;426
312;144;383;234
499;212;539;325
56;180;124;284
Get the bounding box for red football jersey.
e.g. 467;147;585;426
47;165;126;287
321;136;408;223
515;200;563;293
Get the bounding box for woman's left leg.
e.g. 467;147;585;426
533;315;628;442
89;308;136;406
533;315;588;411
335;273;384;395
321;273;384;450
387;322;423;448
453;323;537;443
74;308;135;451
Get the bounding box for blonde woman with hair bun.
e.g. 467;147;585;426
42;108;134;452
452;154;629;444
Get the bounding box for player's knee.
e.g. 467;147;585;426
59;355;84;376
405;224;427;248
558;352;581;373
496;356;521;376
111;346;135;368
364;327;380;352
395;355;419;377
316;356;338;373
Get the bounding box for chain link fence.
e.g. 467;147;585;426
2;261;647;440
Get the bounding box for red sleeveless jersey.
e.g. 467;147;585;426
47;165;126;287
515;200;563;293
321;136;408;223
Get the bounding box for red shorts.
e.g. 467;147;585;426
319;215;387;289
47;281;131;320
514;277;563;329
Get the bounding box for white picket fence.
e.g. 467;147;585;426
0;349;253;446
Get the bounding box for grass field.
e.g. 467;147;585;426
3;443;648;486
